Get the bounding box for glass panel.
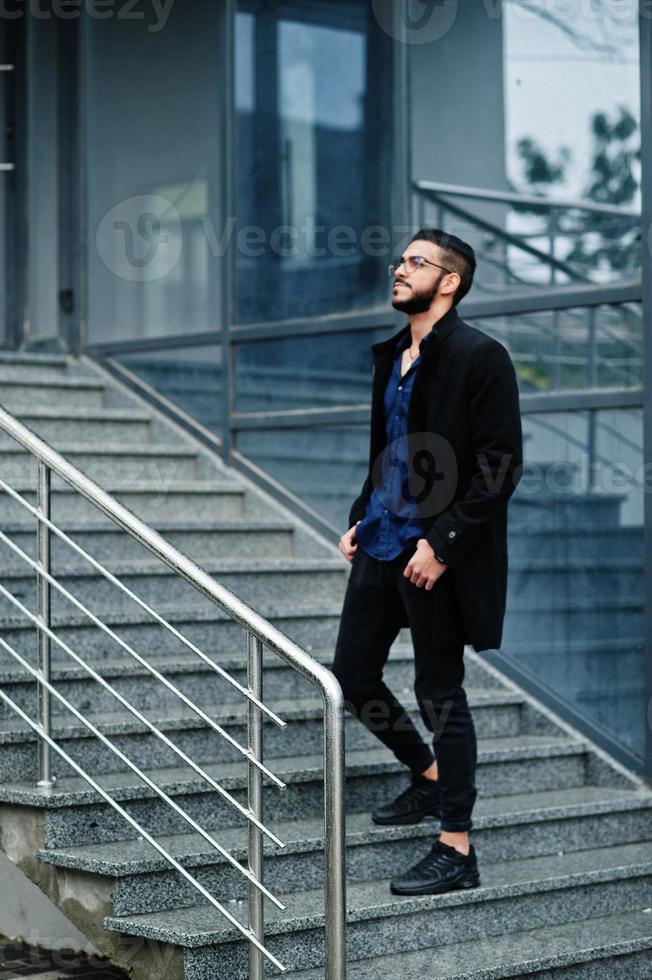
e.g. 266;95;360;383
234;326;391;412
505;408;645;759
235;0;393;323
26;13;59;343
413;3;641;293
116;345;224;434
84;0;223;343
0;22;12;346
236;423;369;529
468;302;643;393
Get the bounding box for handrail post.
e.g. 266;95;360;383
247;632;264;980
322;676;347;980
36;460;53;793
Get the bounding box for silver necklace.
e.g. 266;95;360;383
407;344;419;362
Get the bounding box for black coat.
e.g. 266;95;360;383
348;304;523;652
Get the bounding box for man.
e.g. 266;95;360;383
331;228;523;896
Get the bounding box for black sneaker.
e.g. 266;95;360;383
371;773;441;826
390;839;481;896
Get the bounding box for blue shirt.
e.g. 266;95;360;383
355;325;437;560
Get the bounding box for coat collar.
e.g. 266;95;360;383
371;304;461;363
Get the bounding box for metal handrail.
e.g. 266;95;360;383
0;403;347;979
414;179;641;293
414;178;641;218
416;187;590;284
0;680;287;970
0;533;285;841
0;626;284;911
0;479;287;772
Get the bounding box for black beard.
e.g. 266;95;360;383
391;271;445;314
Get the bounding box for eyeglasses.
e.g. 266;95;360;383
387;254;453;277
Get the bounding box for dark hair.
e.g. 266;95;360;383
409;228;476;305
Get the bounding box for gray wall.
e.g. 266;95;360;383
409;0;507;190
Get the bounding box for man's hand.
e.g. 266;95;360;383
403;538;448;589
339;522;361;562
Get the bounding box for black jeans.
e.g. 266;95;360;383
331;544;477;832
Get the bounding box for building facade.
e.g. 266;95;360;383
1;0;651;781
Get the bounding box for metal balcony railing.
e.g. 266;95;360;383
0;403;347;979
413;178;641;290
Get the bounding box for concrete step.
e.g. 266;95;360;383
0;556;348;615
0;518;299;563
0;375;107;410
0;406;153;447
0;600;399;661
0;645;501;718
0;442;204;482
0;480;248;523
0;687;522;781
0;737;593;848
101;839;652;978
36;785;652;916
288;907;652;979
0;350;72;380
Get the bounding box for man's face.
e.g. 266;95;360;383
391;243;452;314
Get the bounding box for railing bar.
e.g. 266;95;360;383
0;521;287;789
248;632;264;980
0;683;287;973
0;631;286;910
0;575;286;849
428;193;589;283
0;407;310;712
414;178;641;217
0;406;347;974
36;460;53;791
0;477;286;730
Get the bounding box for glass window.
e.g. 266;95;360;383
235;0;394;323
84;0;224;343
412;2;641;292
116;345;224;435
234;325;388;412
506;407;645;759
468;302;643;393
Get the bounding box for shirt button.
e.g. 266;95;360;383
398;386;402;391
448;530;457;539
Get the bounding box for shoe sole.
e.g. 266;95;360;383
390;871;481;896
371;807;441;826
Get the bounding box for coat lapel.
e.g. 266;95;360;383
370;306;462;433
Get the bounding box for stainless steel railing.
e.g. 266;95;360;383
413;177;641;289
0;403;347;978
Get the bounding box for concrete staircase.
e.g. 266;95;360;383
0;349;650;979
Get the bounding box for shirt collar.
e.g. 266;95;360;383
394;323;437;357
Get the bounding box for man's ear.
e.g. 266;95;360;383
440;272;460;297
